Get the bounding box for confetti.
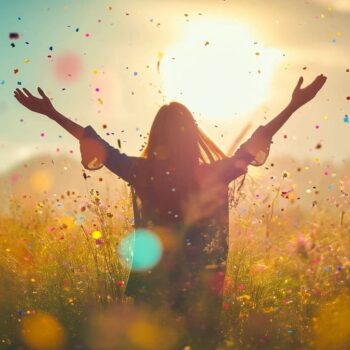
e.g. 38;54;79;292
92;230;102;240
9;32;19;39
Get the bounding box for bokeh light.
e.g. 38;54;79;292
21;312;66;350
54;52;83;82
30;170;53;193
88;304;181;350
312;294;350;349
118;229;163;271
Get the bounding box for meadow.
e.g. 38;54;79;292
0;155;349;349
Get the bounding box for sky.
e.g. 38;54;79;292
0;0;349;173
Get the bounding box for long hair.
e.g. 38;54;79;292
132;102;228;225
142;102;226;165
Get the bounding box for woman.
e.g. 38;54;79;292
14;74;326;349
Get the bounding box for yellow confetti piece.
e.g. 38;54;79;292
157;51;164;60
23;58;30;64
92;230;102;240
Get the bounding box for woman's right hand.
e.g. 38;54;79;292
14;87;55;116
290;74;327;110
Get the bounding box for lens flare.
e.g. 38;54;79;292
118;229;163;271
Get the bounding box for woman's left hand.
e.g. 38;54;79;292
290;74;327;109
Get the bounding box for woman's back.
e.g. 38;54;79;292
132;158;231;228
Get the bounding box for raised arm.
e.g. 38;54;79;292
263;74;327;137
14;87;84;140
220;74;327;183
14;87;137;181
238;74;327;161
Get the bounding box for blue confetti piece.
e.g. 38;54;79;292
343;114;349;123
18;310;25;317
0;80;5;85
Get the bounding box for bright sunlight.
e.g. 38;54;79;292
160;19;282;120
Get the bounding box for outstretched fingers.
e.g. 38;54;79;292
295;76;303;90
314;74;327;89
23;88;35;98
14;89;28;104
14;93;26;106
15;88;27;99
37;87;47;99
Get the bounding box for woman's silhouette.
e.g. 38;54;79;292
14;74;326;349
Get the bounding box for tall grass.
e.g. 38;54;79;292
0;176;349;349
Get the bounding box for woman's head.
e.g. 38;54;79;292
142;102;226;166
136;102;229;224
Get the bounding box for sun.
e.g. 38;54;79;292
160;19;282;120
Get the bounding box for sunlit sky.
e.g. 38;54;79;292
0;0;349;173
